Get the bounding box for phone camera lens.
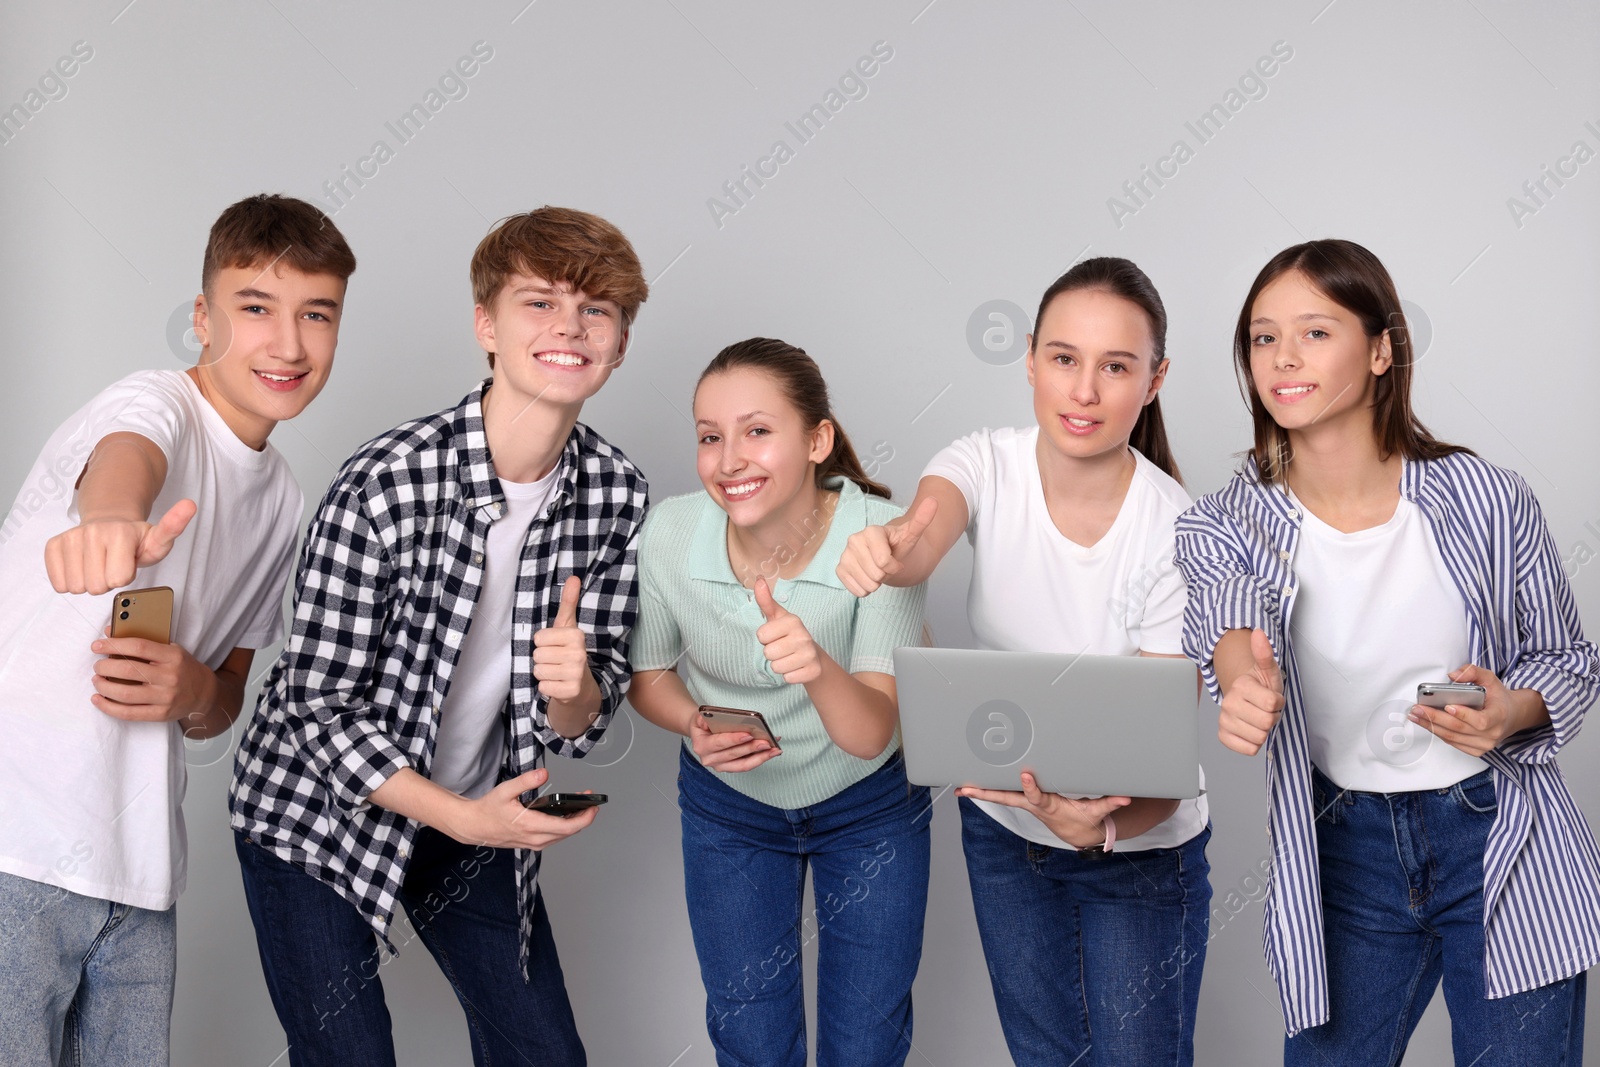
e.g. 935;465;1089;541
119;611;130;620
120;599;131;608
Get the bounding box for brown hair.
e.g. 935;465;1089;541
1032;257;1181;483
697;338;891;500
201;194;356;295
471;207;648;367
1233;239;1471;483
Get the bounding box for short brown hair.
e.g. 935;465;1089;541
201;194;356;295
470;207;648;326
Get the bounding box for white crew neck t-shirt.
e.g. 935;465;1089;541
429;466;562;799
0;369;302;910
922;426;1207;851
1289;491;1486;791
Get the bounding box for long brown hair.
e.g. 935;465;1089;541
1033;257;1182;483
1233;239;1471;483
696;338;891;500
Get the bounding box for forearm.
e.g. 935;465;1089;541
805;656;897;759
1212;628;1257;697
1109;796;1181;840
627;669;700;737
545;668;603;739
77;433;166;522
180;664;246;741
1507;687;1552;736
368;767;471;837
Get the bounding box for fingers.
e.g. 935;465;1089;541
892;497;938;552
139;499;198;565
553;575;582;629
1074;794;1133;823
500;767;550;796
93;637;167;662
753;577;783;621
953;786;1029;808
709;746;782;773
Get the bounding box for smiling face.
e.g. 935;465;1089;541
693;367;833;529
474;272;629;413
190;263;345;449
1247;268;1391;437
1026;287;1166;461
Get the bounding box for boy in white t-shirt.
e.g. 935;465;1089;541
0;194;356;1065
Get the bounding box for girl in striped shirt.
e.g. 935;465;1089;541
1175;238;1600;1063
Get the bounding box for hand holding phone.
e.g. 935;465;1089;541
692;705;782;773
1416;682;1487;710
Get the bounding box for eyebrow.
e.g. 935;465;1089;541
1249;313;1339;326
1041;341;1144;362
233;288;339;311
694;410;772;428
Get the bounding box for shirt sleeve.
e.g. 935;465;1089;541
628;510;684;673
1173;493;1284;702
918;430;988;535
1496;473;1600;764
276;479;412;814
532;472;651;758
847;577;928;675
66;374;192;524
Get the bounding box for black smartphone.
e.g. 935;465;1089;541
1416;682;1487;710
698;705;781;751
524;792;608;817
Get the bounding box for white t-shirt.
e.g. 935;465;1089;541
922;426;1208;851
429;467;562;799
0;370;301;910
1290;492;1486;791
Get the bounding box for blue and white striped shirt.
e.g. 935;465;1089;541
1175;452;1600;1035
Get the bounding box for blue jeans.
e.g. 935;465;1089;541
0;870;175;1067
677;745;932;1067
1286;766;1586;1066
234;826;584;1067
959;797;1212;1067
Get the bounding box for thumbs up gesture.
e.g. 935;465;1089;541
1219;627;1286;756
45;499;198;595
836;496;939;597
754;577;822;685
533;575;591;702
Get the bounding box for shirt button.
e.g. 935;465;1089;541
398;848;408;860
472;553;484;565
1283;585;1295;596
1278;550;1291;561
1287;509;1300;520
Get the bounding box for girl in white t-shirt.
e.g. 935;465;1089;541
837;258;1211;1067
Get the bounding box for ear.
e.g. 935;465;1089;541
1145;357;1170;406
1024;333;1037;387
809;418;836;465
473;303;497;359
1370;327;1394;377
191;293;210;351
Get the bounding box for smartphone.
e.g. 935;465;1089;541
108;587;173;645
1416;681;1487;710
698;705;780;750
524;792;608;817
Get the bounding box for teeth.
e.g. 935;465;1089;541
724;480;763;497
537;353;586;366
1276;386;1314;395
1066;418;1095;427
258;372;298;382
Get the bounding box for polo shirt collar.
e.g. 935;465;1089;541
689;476;863;589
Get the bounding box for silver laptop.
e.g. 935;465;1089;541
893;647;1201;799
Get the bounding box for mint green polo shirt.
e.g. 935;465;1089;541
629;478;928;809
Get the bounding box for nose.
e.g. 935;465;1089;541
719;437;747;475
277;313;309;364
552;303;587;339
1273;337;1301;371
1066;365;1098;407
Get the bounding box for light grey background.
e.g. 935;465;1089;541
4;1;1598;1064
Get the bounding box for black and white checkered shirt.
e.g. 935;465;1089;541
229;379;648;975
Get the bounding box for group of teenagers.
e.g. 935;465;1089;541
0;191;1595;1067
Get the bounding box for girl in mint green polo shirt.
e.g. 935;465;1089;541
629;337;930;1067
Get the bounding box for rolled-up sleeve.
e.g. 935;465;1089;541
1498;474;1600;763
1174;496;1282;703
281;484;411;813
